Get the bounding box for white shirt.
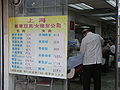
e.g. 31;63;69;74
110;45;115;54
80;32;103;65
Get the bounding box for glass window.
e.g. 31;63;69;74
8;0;68;90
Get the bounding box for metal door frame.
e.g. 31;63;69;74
0;0;4;90
2;0;9;89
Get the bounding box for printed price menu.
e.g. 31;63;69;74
9;16;68;79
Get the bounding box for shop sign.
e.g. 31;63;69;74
8;16;68;79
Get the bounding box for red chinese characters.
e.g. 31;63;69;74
39;18;46;23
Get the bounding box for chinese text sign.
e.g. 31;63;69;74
9;16;68;79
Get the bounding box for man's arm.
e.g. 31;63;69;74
80;39;86;58
97;34;104;45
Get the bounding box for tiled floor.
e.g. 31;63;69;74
69;69;115;90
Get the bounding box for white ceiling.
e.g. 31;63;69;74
68;0;114;9
68;0;116;24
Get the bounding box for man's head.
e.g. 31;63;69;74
81;26;90;37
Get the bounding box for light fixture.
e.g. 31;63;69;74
69;4;83;10
112;22;116;24
81;26;90;29
76;3;94;9
92;13;115;16
75;24;79;26
105;0;116;7
69;3;94;10
100;17;115;20
118;9;120;16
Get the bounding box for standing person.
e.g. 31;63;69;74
109;40;116;68
80;28;103;90
102;41;110;72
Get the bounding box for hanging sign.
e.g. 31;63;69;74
9;16;68;79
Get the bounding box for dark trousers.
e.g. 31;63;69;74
83;64;101;90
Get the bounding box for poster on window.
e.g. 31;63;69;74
8;16;68;79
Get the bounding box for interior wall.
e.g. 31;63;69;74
69;10;116;40
68;11;76;40
101;22;116;39
68;10;102;39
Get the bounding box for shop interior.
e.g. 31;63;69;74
68;0;116;90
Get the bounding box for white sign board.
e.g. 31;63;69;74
9;16;68;79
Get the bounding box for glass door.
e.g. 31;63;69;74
7;0;68;90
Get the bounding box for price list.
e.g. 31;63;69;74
9;16;68;79
11;33;23;71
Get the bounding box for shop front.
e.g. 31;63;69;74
3;0;68;90
0;0;120;90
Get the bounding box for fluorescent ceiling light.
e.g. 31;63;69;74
76;3;94;9
69;3;94;10
69;4;83;10
118;7;120;15
106;0;116;7
92;13;115;16
75;24;80;26
81;26;90;29
100;17;115;20
112;22;116;24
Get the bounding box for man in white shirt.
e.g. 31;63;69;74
80;28;103;90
